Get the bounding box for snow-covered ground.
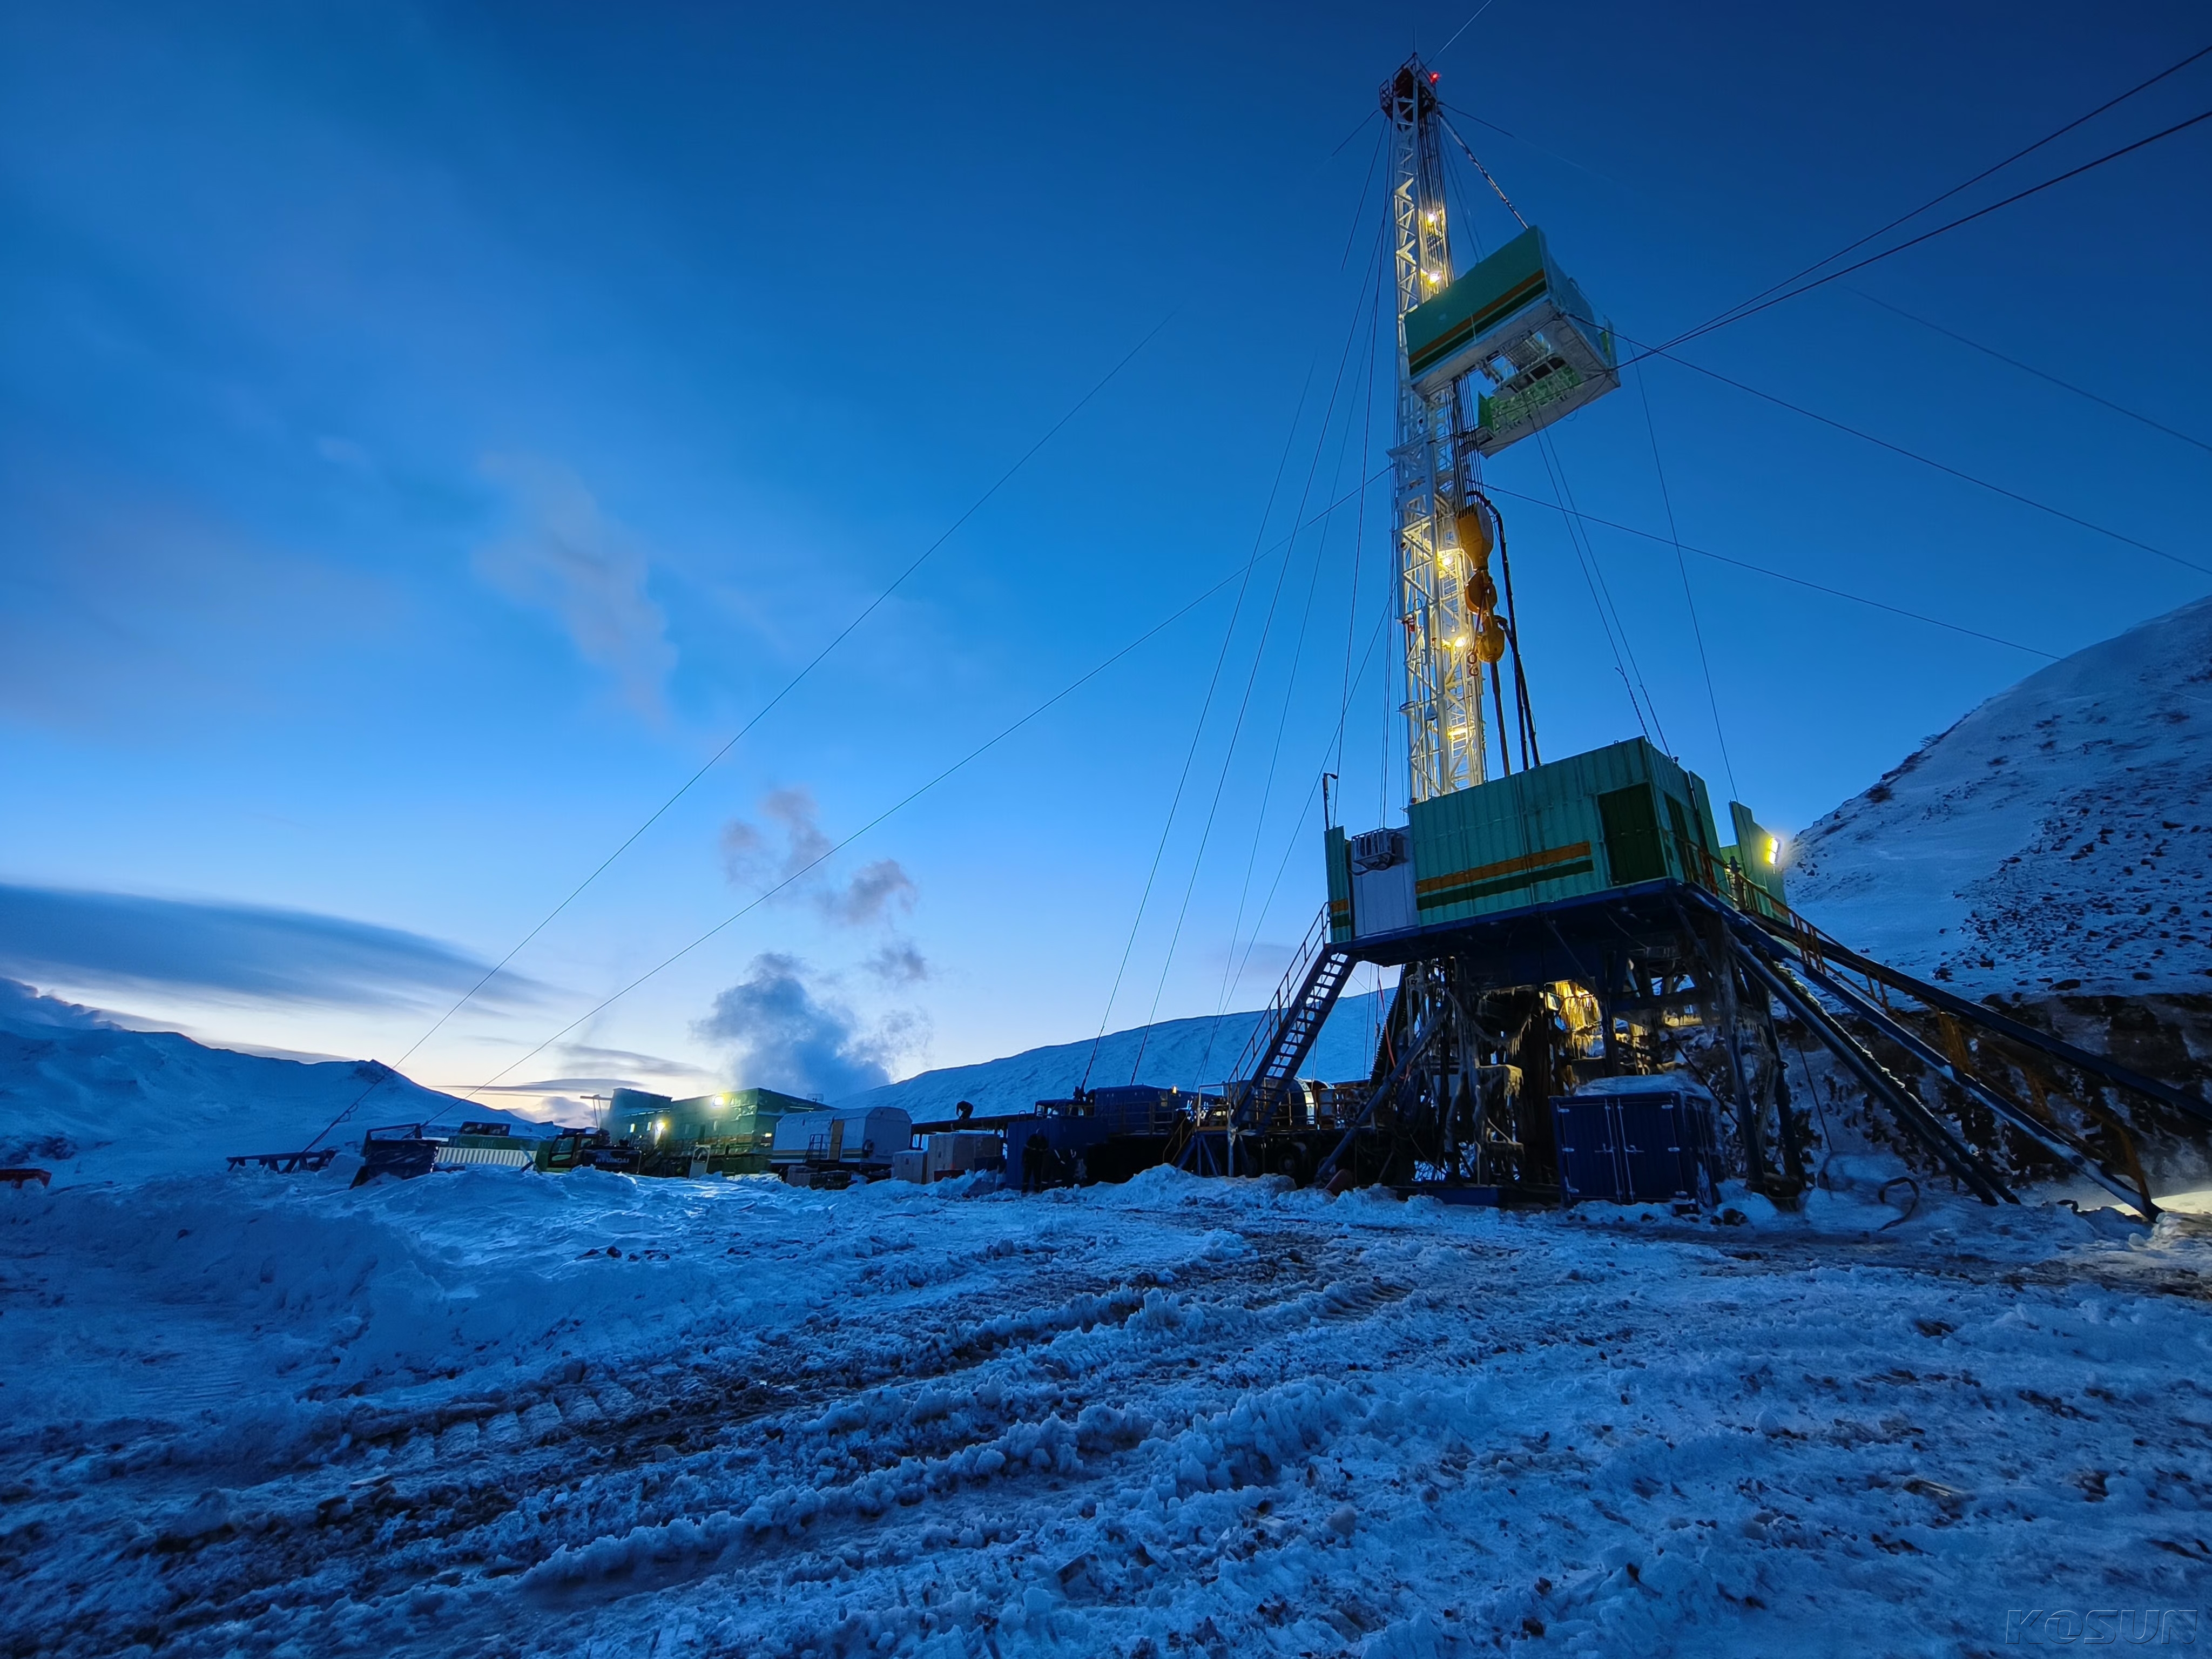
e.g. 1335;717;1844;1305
1789;595;2212;999
5;1160;2208;1658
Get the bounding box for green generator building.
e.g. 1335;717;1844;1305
1325;737;1784;945
608;1085;819;1174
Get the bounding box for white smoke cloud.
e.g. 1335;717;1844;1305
693;953;893;1102
863;940;929;984
824;859;917;926
720;787;918;926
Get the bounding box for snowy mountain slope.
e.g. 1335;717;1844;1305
1788;595;2212;997
839;989;1391;1118
0;980;532;1185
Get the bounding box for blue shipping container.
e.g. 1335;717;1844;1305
1551;1089;1723;1206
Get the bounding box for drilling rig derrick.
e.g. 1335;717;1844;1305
1186;57;2195;1218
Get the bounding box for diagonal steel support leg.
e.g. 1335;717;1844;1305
1732;940;2014;1206
1315;1000;1449;1186
1781;948;2155;1217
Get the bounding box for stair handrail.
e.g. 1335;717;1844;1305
1224;903;1332;1091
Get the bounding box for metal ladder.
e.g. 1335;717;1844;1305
1226;906;1357;1131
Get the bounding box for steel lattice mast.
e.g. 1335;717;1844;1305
1383;58;1482;805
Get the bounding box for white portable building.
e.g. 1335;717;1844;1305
768;1107;913;1168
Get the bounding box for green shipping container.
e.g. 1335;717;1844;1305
1405;227;1552;380
1327;738;1725;941
1719;800;1788;907
610;1086;819;1149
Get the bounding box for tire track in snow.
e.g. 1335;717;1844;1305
7;1176;2211;1657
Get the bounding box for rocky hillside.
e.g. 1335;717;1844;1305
1789;595;2212;1000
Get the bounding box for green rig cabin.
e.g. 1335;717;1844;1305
605;1086;820;1177
1323;737;1783;946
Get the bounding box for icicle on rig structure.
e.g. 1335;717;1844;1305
1177;56;2210;1218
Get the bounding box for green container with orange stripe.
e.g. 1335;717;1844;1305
1326;738;1723;943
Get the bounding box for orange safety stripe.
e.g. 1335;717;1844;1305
1415;839;1593;896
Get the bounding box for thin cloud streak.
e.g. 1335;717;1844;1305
0;884;543;1011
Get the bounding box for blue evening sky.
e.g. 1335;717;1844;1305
3;1;2205;1112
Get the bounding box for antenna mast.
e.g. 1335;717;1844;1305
1382;57;1482;806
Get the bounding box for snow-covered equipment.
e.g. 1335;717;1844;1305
349;1122;536;1186
1007;1087;1206;1188
1402;225;1618;453
225;1147;339;1175
1551;1080;1722;1206
353;1123;439;1186
890;1149;928;1184
923;1131;1004;1182
531;1127;597;1172
437;1123;535;1171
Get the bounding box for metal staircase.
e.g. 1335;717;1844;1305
1225;906;1357;1131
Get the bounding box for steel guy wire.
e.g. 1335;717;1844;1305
1434;0;1501;62
1127;214;1386;1082
1530;425;1660;746
1336;234;1385;780
1844;287;2212;458
1434;110;1528;228
1079;354;1323;1095
1474;482;2063;658
1650;42;2212;350
296;308;1179;1151
1205;234;1385;1042
468;471;1398;1103
1636;363;1738;798
1191;592;1395;1089
1620;329;2212;579
1637;97;2212;362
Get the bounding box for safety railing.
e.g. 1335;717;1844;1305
1665;824;1893;1009
1224;903;1333;1090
